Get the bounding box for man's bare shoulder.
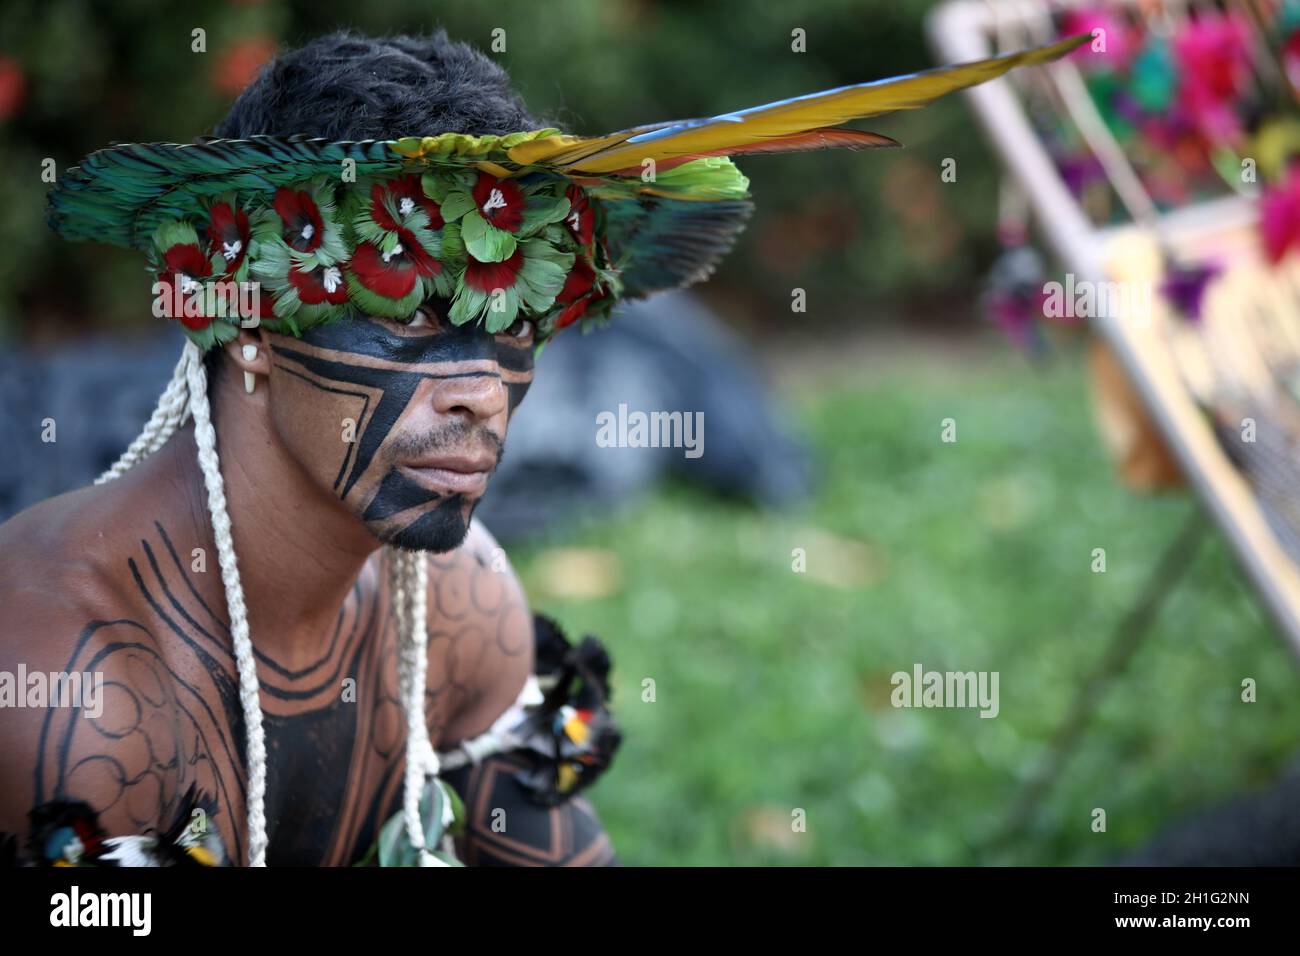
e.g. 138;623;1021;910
0;484;158;679
0;484;240;862
1;484;127;595
0;481;181;681
429;518;535;747
0;460;202;599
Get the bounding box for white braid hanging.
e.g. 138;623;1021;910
95;348;192;484
101;341;439;867
392;548;447;867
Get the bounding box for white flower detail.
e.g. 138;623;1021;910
381;242;404;263
399;197;415;217
566;210;581;232
179;273;199;295
222;239;242;262
301;223;315;242
482;188;508;213
322;266;343;293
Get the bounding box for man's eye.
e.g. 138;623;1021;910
503;318;534;340
398;307;436;330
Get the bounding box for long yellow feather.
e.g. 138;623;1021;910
507;33;1089;174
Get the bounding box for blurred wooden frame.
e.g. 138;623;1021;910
928;0;1300;652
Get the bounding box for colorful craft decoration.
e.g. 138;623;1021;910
9;784;227;867
991;5;1300;346
1048;3;1300;224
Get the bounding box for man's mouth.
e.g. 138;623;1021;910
398;452;495;497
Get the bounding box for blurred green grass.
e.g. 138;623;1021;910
510;343;1300;865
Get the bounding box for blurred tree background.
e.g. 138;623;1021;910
1;0;1000;343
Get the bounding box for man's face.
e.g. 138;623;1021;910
264;300;535;553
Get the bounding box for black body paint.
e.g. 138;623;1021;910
270;311;533;554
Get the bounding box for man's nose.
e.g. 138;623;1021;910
429;369;507;420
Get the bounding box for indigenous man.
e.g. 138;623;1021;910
0;29;1084;866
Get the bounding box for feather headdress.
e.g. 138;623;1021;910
46;34;1087;348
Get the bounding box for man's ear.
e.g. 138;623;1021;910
224;327;272;394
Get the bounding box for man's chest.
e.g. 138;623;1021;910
170;596;458;867
260;685;409;865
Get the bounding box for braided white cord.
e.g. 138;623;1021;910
391;553;418;841
391;549;410;695
391;548;423;848
391;547;446;867
95;348;193;484
185;342;269;867
406;547;440;780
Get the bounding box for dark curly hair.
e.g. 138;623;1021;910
215;29;544;140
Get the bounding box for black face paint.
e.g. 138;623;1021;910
269;310;534;553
